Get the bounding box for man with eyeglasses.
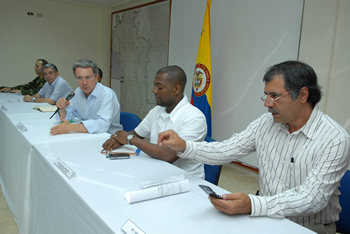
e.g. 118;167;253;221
157;61;350;234
50;59;122;135
23;63;72;105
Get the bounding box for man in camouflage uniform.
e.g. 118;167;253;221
0;59;48;95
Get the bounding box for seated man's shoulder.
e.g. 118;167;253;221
98;84;117;97
319;112;349;138
182;103;206;118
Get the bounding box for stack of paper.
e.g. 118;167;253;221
125;175;190;203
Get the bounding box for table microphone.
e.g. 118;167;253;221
49;92;75;119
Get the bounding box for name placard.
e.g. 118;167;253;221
16;122;28;132
121;219;145;234
54;158;77;180
1;105;8;111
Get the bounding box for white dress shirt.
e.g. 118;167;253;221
57;82;122;134
38;76;73;102
135;95;207;178
179;106;350;225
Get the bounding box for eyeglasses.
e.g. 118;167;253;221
260;90;293;104
75;76;95;83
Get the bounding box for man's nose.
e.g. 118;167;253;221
264;99;274;108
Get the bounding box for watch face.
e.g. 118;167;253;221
127;135;135;144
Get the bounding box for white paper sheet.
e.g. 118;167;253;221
125;179;190;203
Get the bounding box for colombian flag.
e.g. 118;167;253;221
191;0;212;137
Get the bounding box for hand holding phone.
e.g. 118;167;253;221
199;185;222;199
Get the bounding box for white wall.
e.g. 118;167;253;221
299;0;350;169
0;0;107;90
1;0;348;169
169;0;303;167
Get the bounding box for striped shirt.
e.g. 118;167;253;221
179;106;350;225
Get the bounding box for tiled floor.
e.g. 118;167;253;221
218;162;259;195
0;184;18;234
0;162;259;233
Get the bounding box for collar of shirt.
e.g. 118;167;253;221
77;82;101;100
157;95;188;123
49;76;62;88
278;105;321;140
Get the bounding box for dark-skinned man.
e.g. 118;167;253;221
103;65;207;178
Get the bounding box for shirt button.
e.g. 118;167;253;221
288;142;291;145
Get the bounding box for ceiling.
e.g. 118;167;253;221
50;0;152;8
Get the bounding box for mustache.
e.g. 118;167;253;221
268;108;278;114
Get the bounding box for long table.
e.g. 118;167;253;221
0;92;314;233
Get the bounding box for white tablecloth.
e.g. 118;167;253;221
0;93;314;233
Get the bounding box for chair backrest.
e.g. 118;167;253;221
120;112;141;132
336;170;350;233
204;135;222;185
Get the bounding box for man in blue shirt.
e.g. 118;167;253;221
50;59;122;135
23;63;72;105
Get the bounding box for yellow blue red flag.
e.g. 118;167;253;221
191;0;212;137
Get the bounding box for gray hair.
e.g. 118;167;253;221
263;61;322;107
42;63;58;73
72;59;98;77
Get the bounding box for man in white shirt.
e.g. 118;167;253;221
102;65;207;178
23;63;72;105
158;61;350;234
50;59;122;135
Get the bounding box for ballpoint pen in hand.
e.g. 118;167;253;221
106;149;110;158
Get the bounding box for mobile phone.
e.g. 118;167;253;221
199;185;222;199
109;154;130;160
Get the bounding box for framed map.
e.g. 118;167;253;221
110;0;171;119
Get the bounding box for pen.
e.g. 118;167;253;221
136;148;141;156
106;149;110;158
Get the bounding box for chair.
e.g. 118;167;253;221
336;170;350;233
204;135;222;185
120;112;141;132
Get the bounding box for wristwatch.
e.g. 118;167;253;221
127;135;135;145
32;97;36;102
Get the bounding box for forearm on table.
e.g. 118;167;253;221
81;118;111;134
132;137;178;163
70;122;88;133
35;97;56;105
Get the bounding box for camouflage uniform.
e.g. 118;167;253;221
11;76;46;96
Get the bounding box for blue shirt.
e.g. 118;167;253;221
38;76;73;102
57;82;122;134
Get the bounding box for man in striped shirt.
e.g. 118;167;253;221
157;61;350;233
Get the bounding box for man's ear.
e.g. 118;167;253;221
299;87;309;103
174;84;181;95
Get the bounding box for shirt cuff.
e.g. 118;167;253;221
176;140;197;159
249;194;268;217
